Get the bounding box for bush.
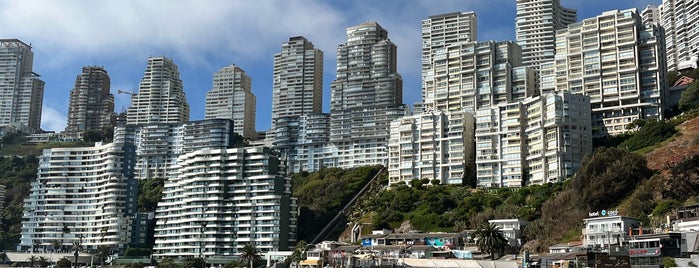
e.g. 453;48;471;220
620;120;676;151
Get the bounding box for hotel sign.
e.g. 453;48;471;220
589;209;619;217
629;247;661;257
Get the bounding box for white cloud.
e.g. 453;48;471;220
41;106;67;132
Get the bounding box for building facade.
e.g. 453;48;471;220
127;57;189;126
387;110;475;185
19;142;137;252
329;22;406;168
205;64;257;140
583;215;640;249
153;146;297;258
541;9;667;137
65;66;115;139
660;0;699;71
0;39;44;132
271;36;323;132
515;0;577;70
423;40;538;113
475;92;592;187
421;11;477;103
114;119;239;180
272;113;331;173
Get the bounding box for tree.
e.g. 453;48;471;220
37;256;49;267
240;243;261;268
288;240;310;266
56;257;72;268
72;240;83;267
95;245;112;264
28;255;38;267
474;223;508;260
679;82;699;112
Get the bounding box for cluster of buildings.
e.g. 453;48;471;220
0;0;697;263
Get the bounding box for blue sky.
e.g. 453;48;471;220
0;0;660;132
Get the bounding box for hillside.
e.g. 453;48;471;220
645;116;699;174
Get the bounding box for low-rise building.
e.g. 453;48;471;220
583;214;641;250
488;219;528;248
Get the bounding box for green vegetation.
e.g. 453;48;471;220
240;243;262;268
0;155;38;250
137;177;165;212
680;82;699;112
621;120;677;151
474;223;508;259
292;166;381;241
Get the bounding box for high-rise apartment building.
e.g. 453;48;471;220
114;119;239;180
205;64;256;140
641;5;661;24
271;37;323;131
475;92;591;188
0;39;45;132
423;40;538;112
127;57;189;126
515;0;577;71
541;9;667;137
330;22;406;168
660;0;699;70
65;66;114;138
273;113;331;173
387;110;475;186
421;12;477;102
19;142;137;252
153;146;297;258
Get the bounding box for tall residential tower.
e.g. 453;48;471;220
660;0;699;70
0;39;44;132
329;22;406;168
421;12;477;103
126;57;189;125
65;66;115;138
205;64;256;140
271;36;323;130
515;0;577;71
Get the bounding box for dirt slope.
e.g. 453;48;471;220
645;116;699;173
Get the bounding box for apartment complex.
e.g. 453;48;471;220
153;146;297;258
515;0;577;70
271;36;323;131
641;5;661;24
205;64;257;140
0;39;44;132
64;66;115;139
660;0;699;70
541;9;667;137
422;40;538;113
272;113;331;173
475;92;591;187
19;142;137;252
329;22;406;168
127;57;189;125
421;11;477;103
387;110;475;186
114;119;239;180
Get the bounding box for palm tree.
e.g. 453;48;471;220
240;243;261;268
27;255;38;267
37;256;49;267
474;223;508;260
72;240;83;267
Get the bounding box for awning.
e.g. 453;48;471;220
299;259;322;266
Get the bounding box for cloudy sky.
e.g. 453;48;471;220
0;0;660;132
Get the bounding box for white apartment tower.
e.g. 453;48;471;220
127;57;190;125
475;92;591;187
641;5;661;24
660;0;699;71
153;147;297;258
205;64;257;140
541;9;667;137
0;39;44;132
65;66;115;138
421;12;477;102
515;0;577;71
19;142;136;252
388;110;475;186
330;22;406;168
423;40;538;113
271;36;323;130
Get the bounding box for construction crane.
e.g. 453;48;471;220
117;90;135;114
